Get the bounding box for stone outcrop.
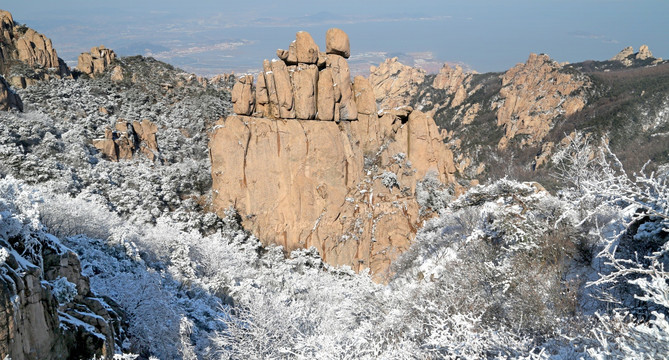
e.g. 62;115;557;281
611;45;661;66
493;53;588;149
325;28;350;59
93;119;159;161
77;46;117;77
636;44;653;60
432;64;475;108
210;109;455;279
0;75;21;111
611;46;635;61
231;29;363;122
1;236;122;360
327;54;357;120
0;10;70;88
369;57;426;111
212;33;457;278
231;74;255;116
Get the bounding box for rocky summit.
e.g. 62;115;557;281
214;29;456;278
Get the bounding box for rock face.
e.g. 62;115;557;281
212;34;457;278
231;29;365;121
494;53;588;149
636;44;653;60
77;46;117;77
0;9;70;88
92;119;159;161
291;64;319;119
432;64;475;108
231;74;255;116
210;109;455;278
0;75;21;111
327;54;357;120
369;57;426;111
316;68;335;120
1;237;122;360
611;46;635;61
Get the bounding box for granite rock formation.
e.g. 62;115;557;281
92;119;159;161
214;30;457;279
369;57;426;111
0;9;70;88
77;46;117;77
1;237;122;360
231;29;358;122
494;53;588;149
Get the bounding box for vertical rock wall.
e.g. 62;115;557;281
212;29;457;279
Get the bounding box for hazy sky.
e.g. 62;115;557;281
6;1;668;75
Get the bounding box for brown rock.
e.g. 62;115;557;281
286;41;298;64
270;60;295;119
276;49;289;61
231;74;255;116
369;57;425;111
317;68;335;120
327;54;357;120
210;110;456;279
317;52;327;68
77;46;117;77
326;28;350;58
353;76;376;115
495;53;588;149
291;64;318;119
263;60;281;118
255;72;270;117
137;119;159;152
295;31;319;64
93;138;118;161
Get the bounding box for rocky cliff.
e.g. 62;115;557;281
1;223;123;360
212;30;456;278
0;9;70;89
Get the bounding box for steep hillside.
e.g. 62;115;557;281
397;46;669;189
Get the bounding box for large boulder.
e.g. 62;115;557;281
231;74;255;116
270;60;295;119
295;31;319;64
327;54;357;120
210;109;456;279
353;75;376;115
92;120;159;162
291;64;318;119
611;46;634;61
255;71;270;116
316;68;335;121
262;60;281;119
326;28;350;59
